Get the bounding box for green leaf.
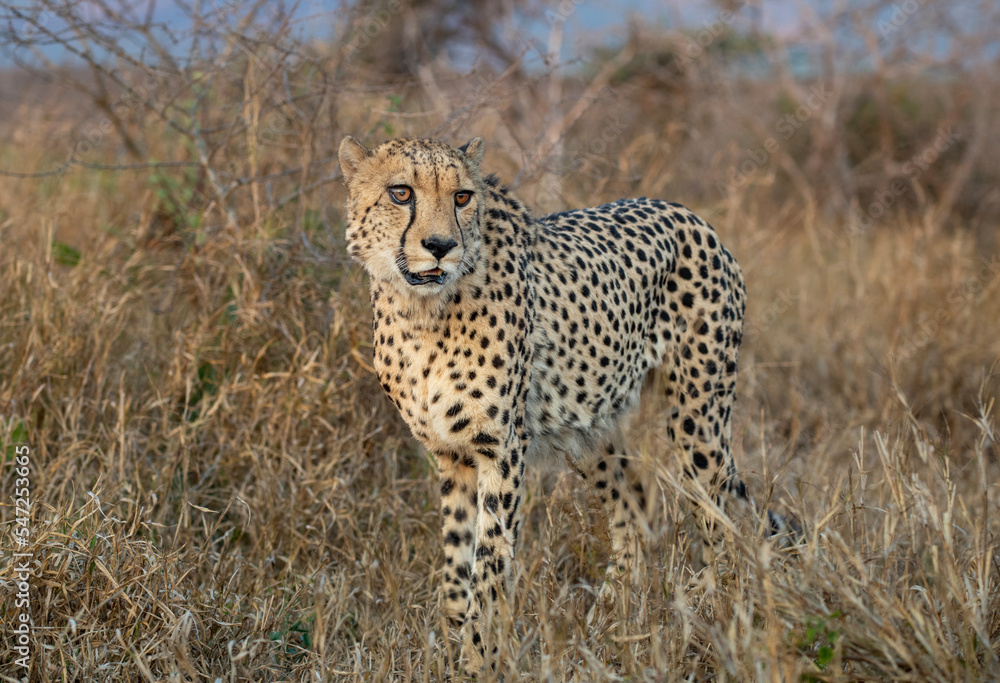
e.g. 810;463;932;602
4;419;28;461
52;241;81;267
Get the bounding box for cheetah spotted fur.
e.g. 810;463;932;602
338;135;797;673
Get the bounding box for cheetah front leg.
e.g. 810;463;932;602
460;429;526;674
435;454;479;627
572;437;651;599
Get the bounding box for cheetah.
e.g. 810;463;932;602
338;135;798;673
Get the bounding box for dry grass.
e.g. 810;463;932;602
1;15;999;681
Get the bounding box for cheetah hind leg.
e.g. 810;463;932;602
675;445;802;567
701;474;802;567
662;338;801;563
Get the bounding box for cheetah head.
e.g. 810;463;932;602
338;136;486;297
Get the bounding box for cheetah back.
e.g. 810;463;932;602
525;198;746;461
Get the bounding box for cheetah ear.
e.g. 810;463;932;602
339;135;372;183
458;137;484;169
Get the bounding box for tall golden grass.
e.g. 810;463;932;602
1;7;999;680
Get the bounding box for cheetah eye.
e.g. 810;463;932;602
388;186;412;204
455;191;472;207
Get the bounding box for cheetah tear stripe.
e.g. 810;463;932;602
338;135;801;674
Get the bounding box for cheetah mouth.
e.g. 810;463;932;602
402;267;446;286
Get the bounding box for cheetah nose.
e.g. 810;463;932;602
421;236;458;260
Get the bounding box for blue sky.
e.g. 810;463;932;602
2;1;993;70
1;1;801;68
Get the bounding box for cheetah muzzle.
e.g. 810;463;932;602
338;134;801;674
